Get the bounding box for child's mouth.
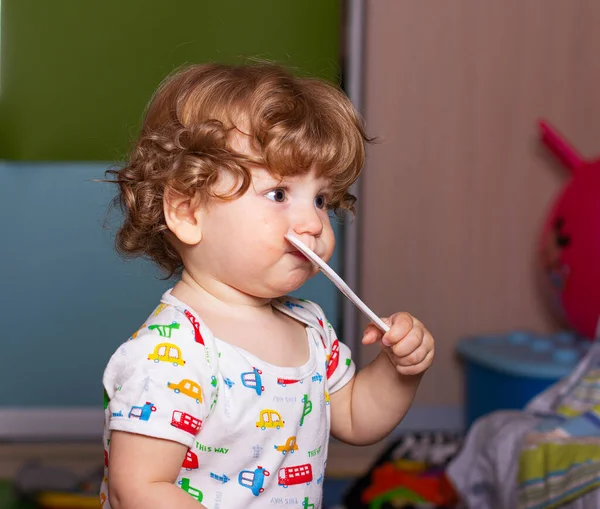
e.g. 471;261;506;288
290;250;309;261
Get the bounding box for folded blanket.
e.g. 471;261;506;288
518;433;600;509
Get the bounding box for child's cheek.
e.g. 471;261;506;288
260;214;287;241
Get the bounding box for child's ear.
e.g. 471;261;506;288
163;190;204;245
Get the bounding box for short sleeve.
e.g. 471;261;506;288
103;306;218;448
323;318;356;393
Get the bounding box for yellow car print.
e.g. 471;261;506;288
256;409;285;430
148;342;185;366
274;436;298;455
168;379;203;403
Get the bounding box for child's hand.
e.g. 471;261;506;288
362;313;434;376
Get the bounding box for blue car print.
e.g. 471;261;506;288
238;466;270;496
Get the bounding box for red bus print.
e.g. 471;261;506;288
184;310;204;345
182;449;199;470
277;378;301;387
326;339;340;379
171;410;202;434
278;463;313;487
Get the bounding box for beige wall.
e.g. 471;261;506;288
358;0;600;406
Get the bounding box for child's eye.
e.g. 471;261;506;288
265;188;287;203
314;194;328;209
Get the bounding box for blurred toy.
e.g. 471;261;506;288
13;462;102;509
539;119;600;339
342;432;462;509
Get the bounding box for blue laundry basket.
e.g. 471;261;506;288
457;330;588;428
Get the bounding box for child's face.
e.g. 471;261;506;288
190;132;336;299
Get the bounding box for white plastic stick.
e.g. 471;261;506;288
285;234;390;333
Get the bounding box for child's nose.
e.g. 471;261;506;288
292;204;324;238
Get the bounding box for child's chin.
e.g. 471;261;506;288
281;275;311;294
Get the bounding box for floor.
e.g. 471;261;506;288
323;478;353;507
0;440;383;509
1;478;355;508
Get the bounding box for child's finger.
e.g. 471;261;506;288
390;327;423;357
395;349;435;375
361;322;384;344
394;343;429;366
381;313;413;346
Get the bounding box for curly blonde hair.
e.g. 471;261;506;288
106;62;370;277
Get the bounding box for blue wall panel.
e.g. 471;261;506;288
0;163;341;407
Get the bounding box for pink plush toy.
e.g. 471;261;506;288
539;119;600;339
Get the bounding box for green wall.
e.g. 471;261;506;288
0;0;341;161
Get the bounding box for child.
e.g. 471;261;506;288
100;62;435;509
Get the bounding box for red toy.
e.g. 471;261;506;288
539;119;600;339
